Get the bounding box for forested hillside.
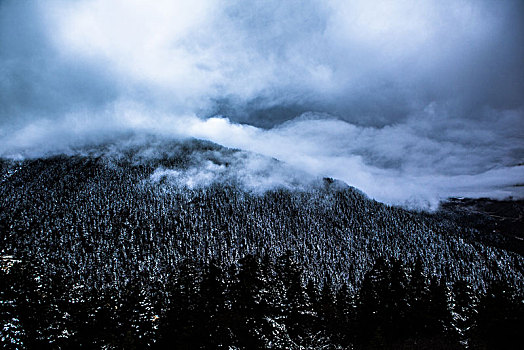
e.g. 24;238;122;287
1;137;523;348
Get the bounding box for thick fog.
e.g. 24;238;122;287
1;0;523;207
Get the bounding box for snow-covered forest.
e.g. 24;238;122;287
2;250;522;348
1;139;522;348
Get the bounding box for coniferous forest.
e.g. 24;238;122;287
1;138;523;349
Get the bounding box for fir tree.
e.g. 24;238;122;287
452;280;478;347
157;260;203;349
407;257;431;339
228;254;271;349
386;257;410;342
356;257;390;346
471;280;524;349
334;282;354;347
199;259;231;348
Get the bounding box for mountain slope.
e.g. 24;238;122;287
438;197;524;255
1;136;522;293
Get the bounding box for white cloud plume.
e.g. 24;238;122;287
149;151;317;193
2;103;522;208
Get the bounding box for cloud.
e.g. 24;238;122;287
149;151;317;193
0;0;119;129
2;104;522;208
0;0;523;207
39;0;524;124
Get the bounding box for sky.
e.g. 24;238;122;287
1;0;523;208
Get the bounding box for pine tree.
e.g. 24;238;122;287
228;254;270;348
275;251;309;342
427;276;453;338
452;280;478;347
356;257;390;346
334;282;354;347
158;260;203;349
8;261;53;349
386;257;410;342
116;280;157;349
0;264;25;349
318;277;337;343
407;257;431;339
63;284;101;348
42;271;71;349
94;288;123;348
305;279;321;337
471;280;524;349
199;259;231;348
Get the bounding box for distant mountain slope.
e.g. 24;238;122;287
0;136;522;293
438;197;524;255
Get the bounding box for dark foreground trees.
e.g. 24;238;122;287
1;253;522;349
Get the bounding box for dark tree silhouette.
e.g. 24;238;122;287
471;280;524;349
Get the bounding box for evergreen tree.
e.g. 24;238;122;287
356;257;390;347
427;277;453;338
63;285;102;348
305;279;321;337
228;254;272;348
199;259;231;348
7;262;54;349
115;280;157;349
42;271;71;349
471;280;524;349
157;260;203;349
407;257;431;339
386;257;410;342
452;280;478;347
318;277;337;343
0;264;25;349
94;288;124;348
276;250;312;344
334;282;354;347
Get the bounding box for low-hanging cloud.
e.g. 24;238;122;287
1;0;523;208
148;151;318;193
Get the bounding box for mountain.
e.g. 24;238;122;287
1;135;521;289
1;135;523;348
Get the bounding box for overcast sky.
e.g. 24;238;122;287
1;0;523;207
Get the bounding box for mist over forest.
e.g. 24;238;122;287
1;0;523;207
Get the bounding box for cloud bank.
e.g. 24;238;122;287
1;0;523;207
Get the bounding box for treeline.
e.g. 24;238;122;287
1;252;522;349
